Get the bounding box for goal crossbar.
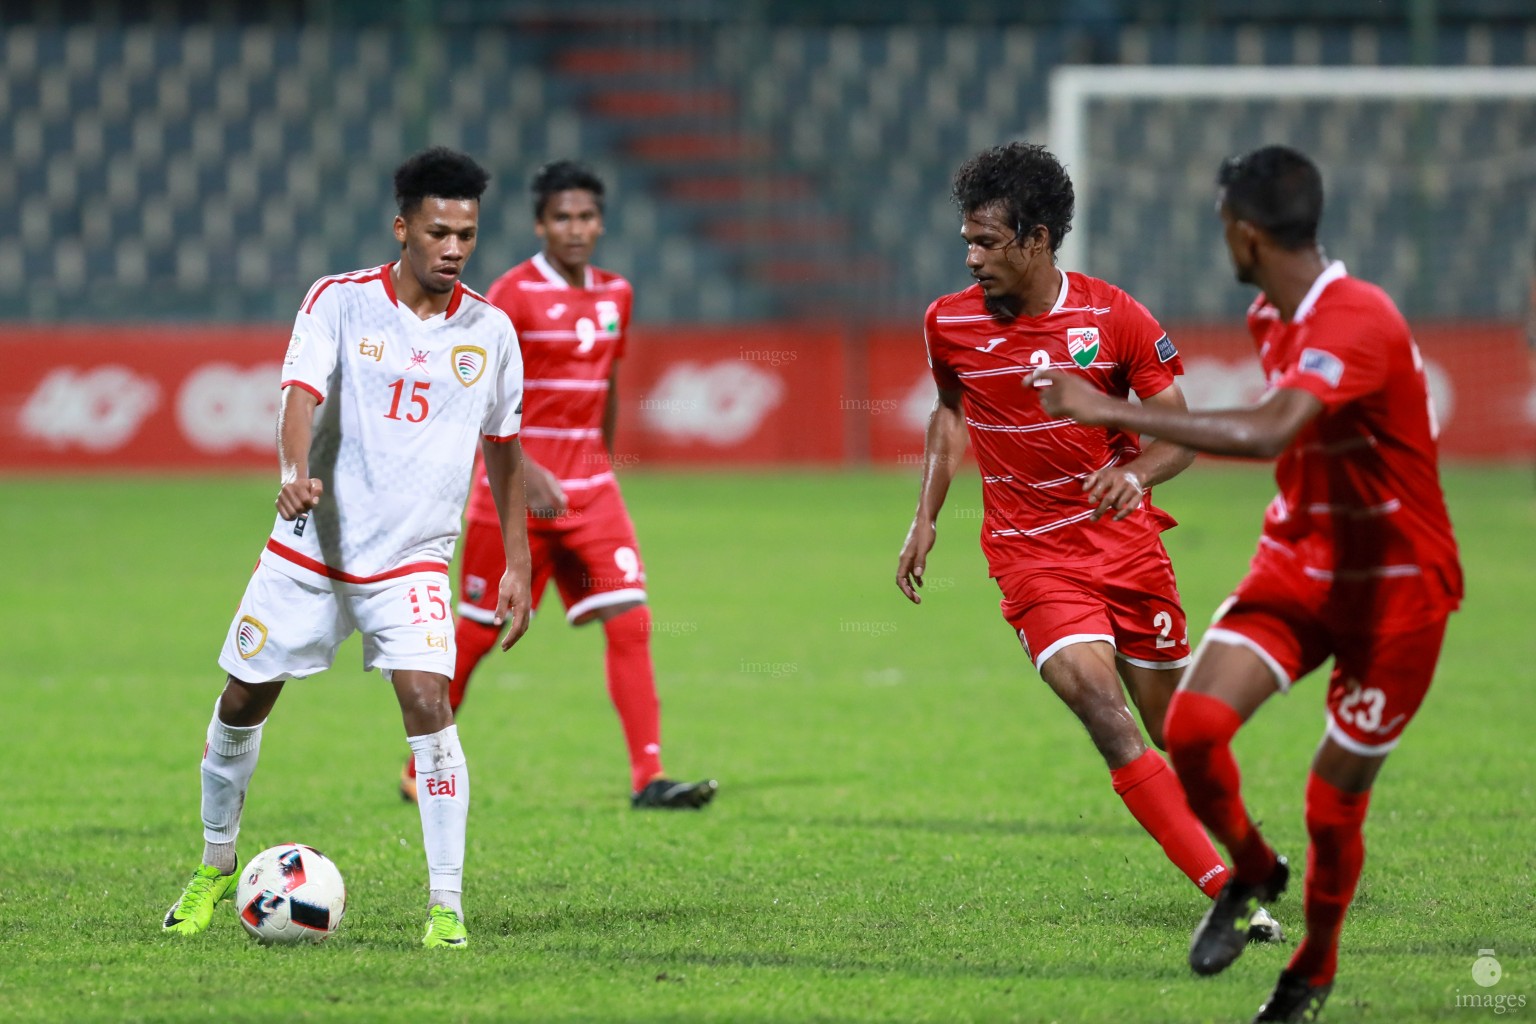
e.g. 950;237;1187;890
1048;65;1536;271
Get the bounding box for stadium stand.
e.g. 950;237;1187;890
1;16;1534;323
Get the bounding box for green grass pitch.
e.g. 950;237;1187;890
3;465;1532;1022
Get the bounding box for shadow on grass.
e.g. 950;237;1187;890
537;940;1197;984
706;774;851;794
491;902;716;937
759;814;1143;840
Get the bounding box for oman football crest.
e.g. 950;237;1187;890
1066;327;1100;367
452;346;486;387
236;615;268;659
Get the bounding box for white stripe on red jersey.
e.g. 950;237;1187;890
466;253;633;524
1246;260;1461;624
924;271;1183;572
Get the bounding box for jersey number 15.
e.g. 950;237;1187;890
385;379;431;423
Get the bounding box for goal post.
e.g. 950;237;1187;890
1045;64;1536;457
1047;65;1536;321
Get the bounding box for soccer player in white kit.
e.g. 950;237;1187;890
162;148;533;950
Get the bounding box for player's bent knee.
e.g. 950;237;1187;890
1304;772;1372;854
1163;690;1243;759
218;676;283;727
601;603;651;643
391;671;453;732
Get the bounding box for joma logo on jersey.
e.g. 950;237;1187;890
452;346;486;387
236;615;268;659
1066;328;1100;367
425;775;457;798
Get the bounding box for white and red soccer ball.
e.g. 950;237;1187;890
236;843;346;944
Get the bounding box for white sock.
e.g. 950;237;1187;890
430;889;463;918
408;725;468;907
200;701;264;873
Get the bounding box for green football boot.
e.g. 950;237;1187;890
163;862;239;935
422;905;468;949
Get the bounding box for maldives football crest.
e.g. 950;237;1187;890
236;615;268;659
1066;327;1100;367
596;300;621;335
452;346;486;387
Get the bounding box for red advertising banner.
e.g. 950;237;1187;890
0;324;850;472
0;327;289;472
1;322;1529;471
616;325;847;465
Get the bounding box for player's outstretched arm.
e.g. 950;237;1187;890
897;387;966;605
482;436;533;649
274;385;323;520
1031;369;1323;460
1081;382;1197;522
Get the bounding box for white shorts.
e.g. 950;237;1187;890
217;563;457;683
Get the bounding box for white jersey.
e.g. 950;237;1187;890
259;261;523;591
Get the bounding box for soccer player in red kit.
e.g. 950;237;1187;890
401;160;716;810
897;142;1280;941
1034;144;1463;1023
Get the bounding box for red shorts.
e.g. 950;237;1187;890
996;543;1190;672
459;483;646;627
1204;542;1449;755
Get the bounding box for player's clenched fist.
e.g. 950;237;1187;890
276;477;323;520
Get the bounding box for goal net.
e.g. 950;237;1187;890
1048;66;1536;324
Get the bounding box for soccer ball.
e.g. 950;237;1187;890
236;843;347;944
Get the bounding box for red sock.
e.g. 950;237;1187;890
604;606;664;792
1111;749;1229;898
1164;690;1277;884
451;617;502;713
1288;772;1371;987
408;617;501;783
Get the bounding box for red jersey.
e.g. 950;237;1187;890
467;253;633;523
925;271;1184;575
1248;261;1462;623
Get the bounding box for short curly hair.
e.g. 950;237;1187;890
952;143;1074;254
393;147;490;216
531;159;606;219
1216;145;1323;250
